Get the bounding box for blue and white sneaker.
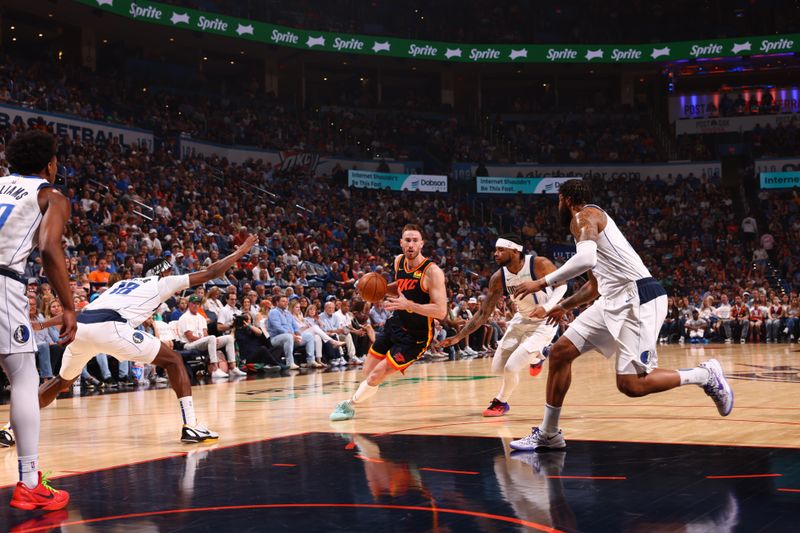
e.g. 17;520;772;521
330;400;356;421
699;358;734;416
510;427;566;451
510;450;566;475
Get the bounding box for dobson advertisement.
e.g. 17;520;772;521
476;177;576;194
348;170;448;192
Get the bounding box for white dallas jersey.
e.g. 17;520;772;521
84;274;190;327
0;174;50;274
585;204;651;296
502;255;549;317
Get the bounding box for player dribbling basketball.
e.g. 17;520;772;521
330;224;447;421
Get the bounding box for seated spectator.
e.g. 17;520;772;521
685;310;708;343
233;313;286;370
289;300;342;368
266;294;315;370
170;297;188;322
766;296;784;343
319;300;348;366
177;295;243;378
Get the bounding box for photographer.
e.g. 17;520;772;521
233;312;286;370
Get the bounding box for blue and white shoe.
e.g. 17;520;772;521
699;358;734;416
510;427;566;451
510;450;566;475
330;400;356;421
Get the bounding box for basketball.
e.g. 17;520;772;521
358;272;388;303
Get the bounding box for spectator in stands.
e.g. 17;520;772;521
766;295;784;343
731;295;750;343
685;309;708;343
233;312;286;371
178;295;240;378
319;300;347;366
266;294;315;370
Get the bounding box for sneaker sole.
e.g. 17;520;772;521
509;439;567;452
482;410;508;417
706;359;734;416
181;435;219;443
529;364;543;377
10;496;70;511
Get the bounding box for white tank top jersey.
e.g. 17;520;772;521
501;255;549;317
0;174;50;274
585;204;652;296
83;274;190;327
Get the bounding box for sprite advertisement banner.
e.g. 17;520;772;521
477;177;575;194
349;170;447;192
760;172;800;189
77;1;800;64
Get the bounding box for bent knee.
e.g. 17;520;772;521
616;377;646;397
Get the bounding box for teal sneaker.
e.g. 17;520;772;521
329;400;355;421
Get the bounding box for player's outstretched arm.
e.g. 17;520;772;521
440;270;504;348
384;264;447;320
514;212;600;299
188;234;258;287
38;188;76;345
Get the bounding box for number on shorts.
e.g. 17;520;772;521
109;281;140;295
0;204;15;231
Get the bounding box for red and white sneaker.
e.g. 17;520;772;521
10;472;69;511
529;344;552;377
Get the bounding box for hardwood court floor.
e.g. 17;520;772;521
0;343;798;531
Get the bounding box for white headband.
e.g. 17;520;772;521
495;238;523;252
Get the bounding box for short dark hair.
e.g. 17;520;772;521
6;130;57;175
559;179;592;206
401;224;424;239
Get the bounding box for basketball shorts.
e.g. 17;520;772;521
494;315;558;366
564;277;667;375
368;317;432;372
59;313;162;381
0;273;36;354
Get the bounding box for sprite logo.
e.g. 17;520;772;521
760;38;794;53
129;3;162;20
470;48;500;61
546;48;578;61
409;44;438;57
333;37;364;51
690;43;723;57
611;48;642;61
197;15;228;31
271;29;299;44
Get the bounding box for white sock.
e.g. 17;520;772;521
179;396;197;426
351;381;379;405
496;370;519;403
677;367;710;386
19;454;39;488
540;404;561;435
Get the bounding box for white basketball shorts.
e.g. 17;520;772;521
564;286;667;376
59;321;162;381
0;274;36;354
